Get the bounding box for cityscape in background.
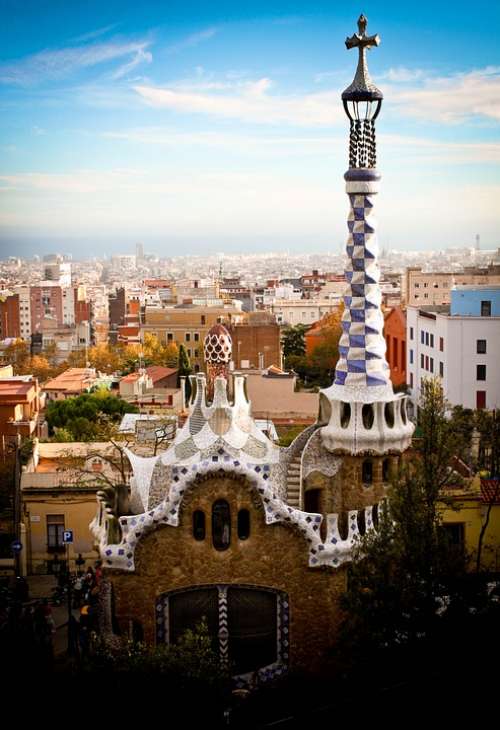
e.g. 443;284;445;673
1;2;499;713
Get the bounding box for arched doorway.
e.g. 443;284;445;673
156;584;289;682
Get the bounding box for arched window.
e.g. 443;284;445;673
237;509;250;540
362;459;373;485
362;404;374;429
340;402;351;429
212;500;231;550
192;510;206;541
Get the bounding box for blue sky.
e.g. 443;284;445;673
0;0;499;258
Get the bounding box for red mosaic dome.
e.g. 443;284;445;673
204;323;232;364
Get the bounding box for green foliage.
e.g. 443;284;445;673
282;324;307;362
84;619;229;695
278;424;308;447
46;393;138;441
339;377;467;657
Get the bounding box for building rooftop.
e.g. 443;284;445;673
44;367;96;392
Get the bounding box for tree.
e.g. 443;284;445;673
339;377;468;656
177;344;192;381
474;409;500;572
46;393;138;441
29;355;52;382
1;339;30;373
282;324;307;365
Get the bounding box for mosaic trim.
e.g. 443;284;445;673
155;583;289;685
92;456;380;572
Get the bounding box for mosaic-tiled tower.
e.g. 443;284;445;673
320;15;414;454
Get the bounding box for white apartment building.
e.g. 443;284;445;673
13;285;31;340
406;286;500;411
270;299;341;326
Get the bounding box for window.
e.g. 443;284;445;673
421;353;424;368
193;510;206;541
167;333;173;342
477;364;486;381
425;355;429;370
421;331;425;344
424;282;428;288
47;514;65;551
410;326;414;340
430;334;434;348
415;283;420;288
201;315;206;325
477;339;487;354
430;357;434;373
212;500;231;550
425;332;429;346
194;349;199;358
304;489;322;513
187;348;192;357
382;458;390;481
237;509;250;540
410;349;414;365
185;333;191;342
439;361;444;377
481;301;491;317
439;337;444;352
194;333;199;342
476;391;486;409
362;460;373;485
410;373;414;388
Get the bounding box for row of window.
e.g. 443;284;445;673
193;501;250;550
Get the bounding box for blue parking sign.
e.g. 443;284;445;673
62;529;73;544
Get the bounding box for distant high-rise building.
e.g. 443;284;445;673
136;242;145;261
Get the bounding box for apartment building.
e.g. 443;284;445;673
141;303;245;371
402;264;500;307
406;285;500;410
270;299;341;326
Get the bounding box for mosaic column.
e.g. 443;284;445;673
334;167;391;394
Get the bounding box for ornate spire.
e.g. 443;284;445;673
319;16;414;455
342;15;382;169
342;14;382;103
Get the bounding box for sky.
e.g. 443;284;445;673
0;0;499;258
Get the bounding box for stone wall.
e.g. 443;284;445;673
108;475;347;671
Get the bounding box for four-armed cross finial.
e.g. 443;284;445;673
345;14;380;53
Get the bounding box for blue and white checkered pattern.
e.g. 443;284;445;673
334;191;391;389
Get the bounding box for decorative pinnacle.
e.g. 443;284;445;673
342;14;383;102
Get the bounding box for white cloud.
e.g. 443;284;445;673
101;124;500;165
111;48;152;80
133;78;345;126
0;39;152;85
382;67;425;82
133;65;500;127
166;27;218;55
70;24;120;44
385;66;500;123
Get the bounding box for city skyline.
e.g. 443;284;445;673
1;0;499;257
